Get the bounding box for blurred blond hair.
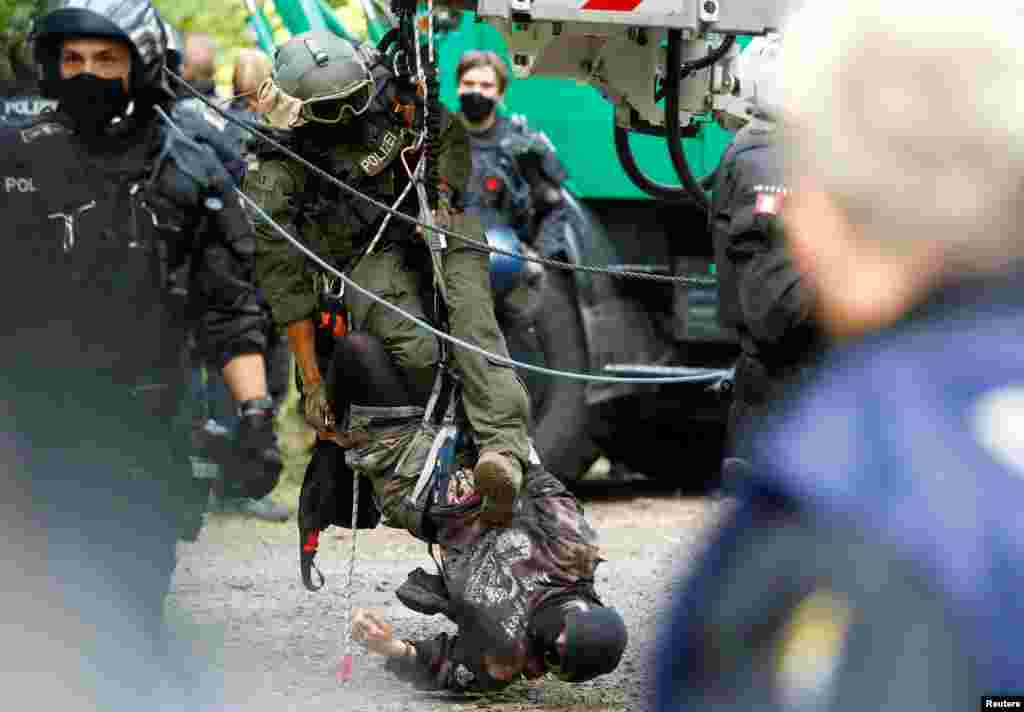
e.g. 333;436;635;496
233;48;272;109
781;1;1024;266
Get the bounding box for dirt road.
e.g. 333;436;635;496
171;475;727;712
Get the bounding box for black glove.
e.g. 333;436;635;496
198;398;281;500
149;126;235;215
233;398;284;497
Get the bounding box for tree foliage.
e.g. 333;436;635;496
151;0;367;91
0;0;47;34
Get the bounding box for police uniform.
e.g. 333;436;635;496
655;269;1024;710
465;114;573;260
244;50;531;475
0;32;57;128
710;122;822;451
0;2;268;697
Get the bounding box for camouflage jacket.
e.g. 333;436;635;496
390;468;604;692
243;101;475;328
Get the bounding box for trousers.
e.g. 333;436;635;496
345;218;531;466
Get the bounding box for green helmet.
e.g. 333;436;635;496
272;30;375;124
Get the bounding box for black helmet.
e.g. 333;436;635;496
30;0;168;97
529;595;628;683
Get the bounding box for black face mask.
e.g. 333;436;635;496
49;73;131;132
296;119;362;149
459;91;496;126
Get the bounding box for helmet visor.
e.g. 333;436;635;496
300;83;372;124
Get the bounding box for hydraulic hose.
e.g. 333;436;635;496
665;28;710;211
682;33;735;76
614;33;735;205
613;122;693;203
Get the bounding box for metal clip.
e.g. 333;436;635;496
47;200;96;252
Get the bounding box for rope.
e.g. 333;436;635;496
238;183;727;386
154;96;728;384
338;469;360;682
162;67;717;288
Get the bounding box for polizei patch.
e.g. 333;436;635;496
358;129;403;177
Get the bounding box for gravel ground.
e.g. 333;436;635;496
170;475;728;712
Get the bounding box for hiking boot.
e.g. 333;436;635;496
396;567;452;619
474;451;523;526
209;493;290;522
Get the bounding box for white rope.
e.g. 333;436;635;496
236;185;729;386
155;98;729;385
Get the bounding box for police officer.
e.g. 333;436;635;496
657;3;1024;707
245;31;532;523
709;36;822;461
0;31;57;127
163;28;289;521
1;0;274;698
455;50;572;261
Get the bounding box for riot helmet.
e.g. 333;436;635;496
30;0;168;97
271;31;375;125
528;595;628;683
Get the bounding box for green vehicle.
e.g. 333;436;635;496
247;0;739;483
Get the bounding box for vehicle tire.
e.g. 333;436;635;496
524;270;601;481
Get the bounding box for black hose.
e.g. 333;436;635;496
613;122;693;203
376;28;399;55
683;34;735;76
665;28;720;211
655;35;736;102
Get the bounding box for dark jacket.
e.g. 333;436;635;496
657;270;1024;709
465;114;571;257
0;105;267;412
711;123;819;371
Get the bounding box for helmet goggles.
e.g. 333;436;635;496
299;82;373;124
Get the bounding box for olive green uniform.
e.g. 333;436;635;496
244;109;531;471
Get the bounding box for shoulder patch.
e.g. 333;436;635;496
356;128;406;177
20;121;66;144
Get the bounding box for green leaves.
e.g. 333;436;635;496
0;0;47;35
151;0;368;91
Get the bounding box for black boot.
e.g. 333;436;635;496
396;567;453;620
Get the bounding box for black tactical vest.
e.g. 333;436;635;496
7;117;193;391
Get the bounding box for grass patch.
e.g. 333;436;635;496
429;676;627;712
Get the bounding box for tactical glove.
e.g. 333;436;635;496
303;380;335;432
233;399;284;499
